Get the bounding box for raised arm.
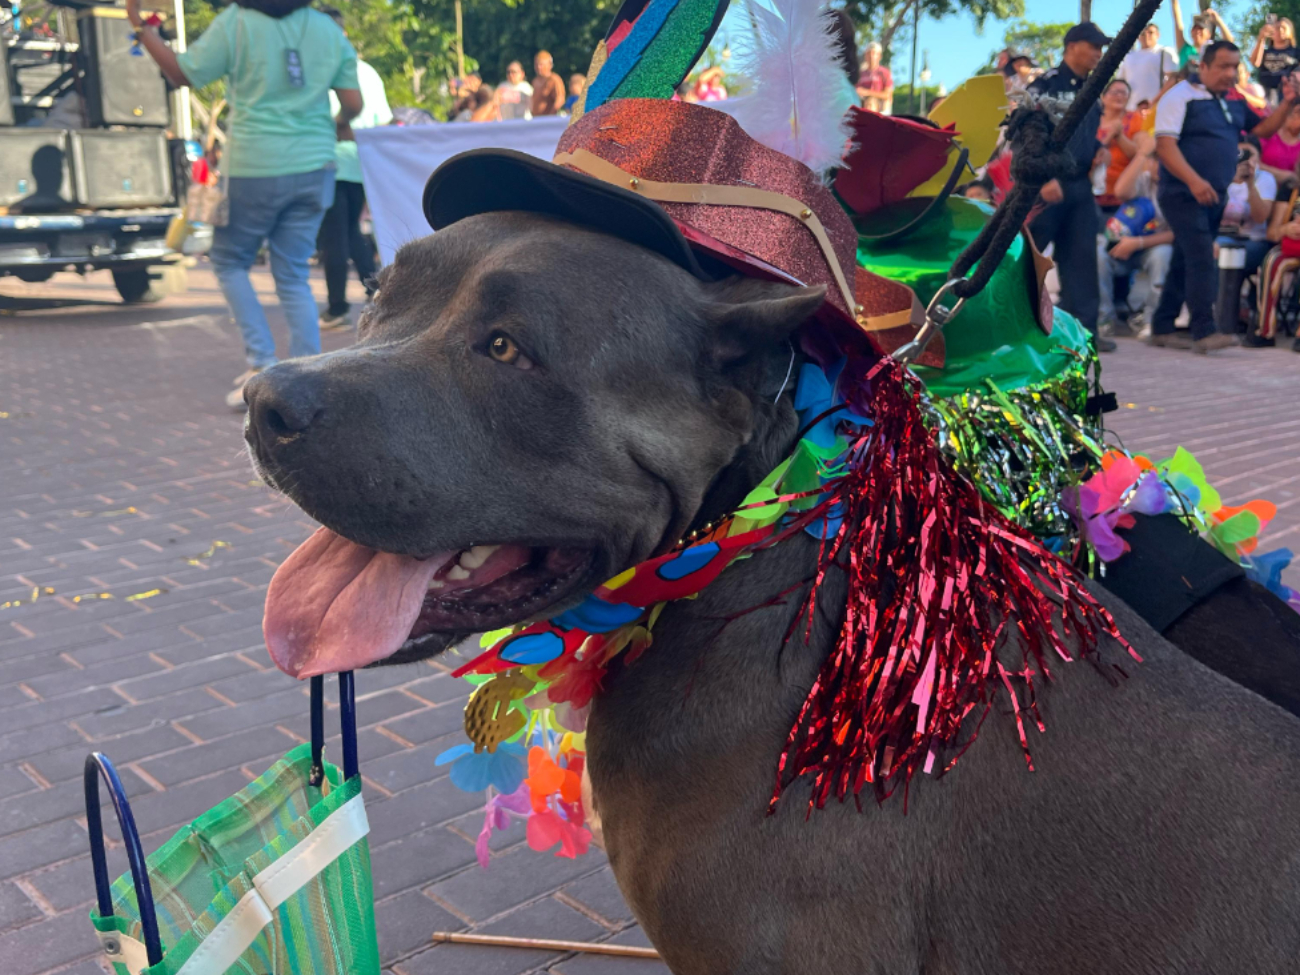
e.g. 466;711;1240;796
1250;82;1299;139
1267;191;1299;241
1246;176;1273;223
125;0;189;88
1208;9;1234;45
1251;25;1270;68
1171;0;1188;53
1114;133;1156;201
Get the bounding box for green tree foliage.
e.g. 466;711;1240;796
843;0;1024;61
976;18;1070;74
892;81;943;114
331;0;472;113
409;0;617;84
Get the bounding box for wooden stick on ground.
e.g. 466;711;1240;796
431;931;661;959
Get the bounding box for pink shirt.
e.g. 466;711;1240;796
1261;132;1300;174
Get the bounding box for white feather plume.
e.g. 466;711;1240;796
727;0;857;175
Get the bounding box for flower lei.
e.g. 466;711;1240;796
438;359;873;864
1063;448;1300;611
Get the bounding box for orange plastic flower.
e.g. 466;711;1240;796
526;746;566;813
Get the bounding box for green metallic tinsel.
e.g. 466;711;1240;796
919;354;1105;561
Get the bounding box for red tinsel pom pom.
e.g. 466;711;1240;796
772;358;1137;811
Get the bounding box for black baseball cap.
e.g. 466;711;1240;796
1064;22;1112;47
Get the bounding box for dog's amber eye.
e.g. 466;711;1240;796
489;334;518;363
486;333;532;369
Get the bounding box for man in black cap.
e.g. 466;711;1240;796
1028;22;1115;352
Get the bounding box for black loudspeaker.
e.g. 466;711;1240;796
70;130;174;207
0;43;14;127
0;129;74;210
77;8;170;127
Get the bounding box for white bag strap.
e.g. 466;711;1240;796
174;793;370;975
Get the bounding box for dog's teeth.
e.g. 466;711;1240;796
458;545;499;570
446;565;471;581
428;578;445;590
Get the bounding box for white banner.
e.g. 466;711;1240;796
356;118;569;266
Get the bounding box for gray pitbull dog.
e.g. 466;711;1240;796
248;212;1300;974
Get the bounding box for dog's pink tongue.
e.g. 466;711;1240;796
264;527;455;678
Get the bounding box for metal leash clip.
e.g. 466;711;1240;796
892;278;966;365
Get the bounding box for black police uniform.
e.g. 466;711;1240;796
1027;63;1103;338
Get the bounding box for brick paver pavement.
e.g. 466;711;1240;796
1;265;1297;974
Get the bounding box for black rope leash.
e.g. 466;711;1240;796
893;0;1165;363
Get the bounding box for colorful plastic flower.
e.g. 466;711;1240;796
1126;471;1170;516
1060;484;1129;562
1156;447;1220;516
1243;548;1293;595
1064;453;1177;562
434;740;528;795
1208;500;1276;557
544;643;610;710
475;783;532;868
524;745;583;812
526;808;592;859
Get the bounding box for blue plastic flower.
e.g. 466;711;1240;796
435;741;528;794
793;360;871;449
1243;548;1295;600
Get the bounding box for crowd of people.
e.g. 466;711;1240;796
126;0;1297;412
958;6;1300;355
434;4;1300;358
444;54;734;123
446;52;580;122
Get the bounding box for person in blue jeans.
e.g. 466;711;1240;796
1151;40;1294;354
127;0;362;408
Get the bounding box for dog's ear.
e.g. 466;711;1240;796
702;279;827;366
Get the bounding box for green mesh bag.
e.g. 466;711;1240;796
84;673;381;975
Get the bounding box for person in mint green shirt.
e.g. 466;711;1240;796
127;0;362;410
318;6;392;330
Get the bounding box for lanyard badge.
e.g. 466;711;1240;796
285;49;305;88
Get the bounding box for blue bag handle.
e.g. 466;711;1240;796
309;670;359;785
84;751;165;966
85;671;360;967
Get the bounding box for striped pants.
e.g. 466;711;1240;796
1255;246;1300;341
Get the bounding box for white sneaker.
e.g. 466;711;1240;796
226;369;261;411
319;310;352;331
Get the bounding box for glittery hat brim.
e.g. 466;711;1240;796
423;148;715;282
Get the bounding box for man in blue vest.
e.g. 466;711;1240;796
1028;22;1114;353
1151;40;1295;352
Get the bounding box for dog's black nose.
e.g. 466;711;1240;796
246;368;326;440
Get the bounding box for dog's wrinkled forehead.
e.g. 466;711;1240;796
363;212;709;365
